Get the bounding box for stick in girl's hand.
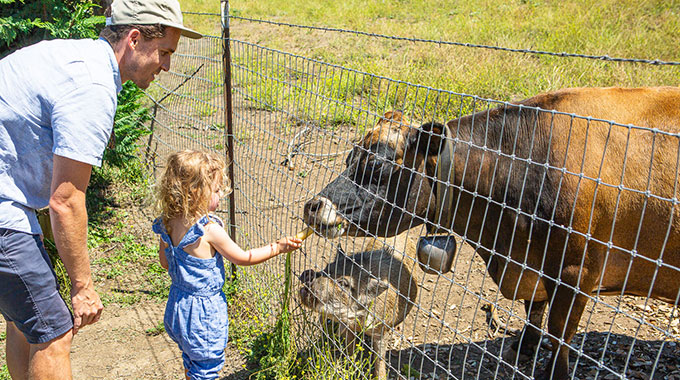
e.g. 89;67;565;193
295;227;314;241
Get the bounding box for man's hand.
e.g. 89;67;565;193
71;282;103;334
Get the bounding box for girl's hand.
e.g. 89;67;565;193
275;236;303;254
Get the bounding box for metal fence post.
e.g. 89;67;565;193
221;0;237;278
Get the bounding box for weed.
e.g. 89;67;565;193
100;291;142;306
401;363;422;378
292;326;372;380
145;322;166;336
0;365;9;380
245;252;295;380
144;262;171;299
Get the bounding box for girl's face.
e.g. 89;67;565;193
208;177;224;212
208;191;220;212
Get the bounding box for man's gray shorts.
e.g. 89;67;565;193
0;228;73;344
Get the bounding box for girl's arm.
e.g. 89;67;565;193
204;224;302;266
158;237;169;270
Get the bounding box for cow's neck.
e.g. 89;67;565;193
427;124;456;234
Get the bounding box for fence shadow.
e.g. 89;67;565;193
386;332;679;380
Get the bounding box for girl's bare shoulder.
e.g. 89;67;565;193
203;220;229;240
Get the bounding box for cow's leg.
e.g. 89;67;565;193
503;300;547;363
542;265;596;380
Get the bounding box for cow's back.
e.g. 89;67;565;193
527;87;680;300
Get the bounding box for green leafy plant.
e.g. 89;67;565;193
0;0;103;56
0;364;9;380
104;82;153;170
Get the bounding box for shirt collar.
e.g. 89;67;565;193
99;37;123;93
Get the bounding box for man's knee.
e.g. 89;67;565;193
31;329;73;357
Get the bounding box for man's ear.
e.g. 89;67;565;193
127;28;141;50
406;121;448;156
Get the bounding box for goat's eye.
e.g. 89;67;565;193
368;159;382;172
336;278;351;289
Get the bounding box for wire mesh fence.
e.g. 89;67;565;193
143;8;680;380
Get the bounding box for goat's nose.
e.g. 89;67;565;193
299;269;316;284
304;198;323;214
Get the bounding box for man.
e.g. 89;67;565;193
0;1;201;378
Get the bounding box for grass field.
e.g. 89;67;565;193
182;0;678;103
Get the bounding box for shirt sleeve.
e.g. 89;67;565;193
51;83;117;167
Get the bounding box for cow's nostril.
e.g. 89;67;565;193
299;269;316;284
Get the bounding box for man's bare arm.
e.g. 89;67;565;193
50;154;103;333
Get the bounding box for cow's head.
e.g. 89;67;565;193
304;111;449;238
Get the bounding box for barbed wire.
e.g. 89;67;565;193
183;11;220;16
229;15;680;66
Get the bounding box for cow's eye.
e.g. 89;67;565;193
366;158;394;183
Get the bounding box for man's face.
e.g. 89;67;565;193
125;27;181;89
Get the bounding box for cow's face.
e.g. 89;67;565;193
304;111;447;238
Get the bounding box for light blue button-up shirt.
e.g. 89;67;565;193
0;38;122;234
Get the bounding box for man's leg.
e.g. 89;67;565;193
6;321;30;380
28;329;73;380
0;229;74;379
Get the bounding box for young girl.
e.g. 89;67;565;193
152;150;302;380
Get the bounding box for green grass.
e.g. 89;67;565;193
181;0;679;125
227;268;289;377
91;224;157;279
0;329;8;379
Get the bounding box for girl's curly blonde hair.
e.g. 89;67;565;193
156;150;231;230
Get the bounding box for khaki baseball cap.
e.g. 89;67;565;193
107;0;202;39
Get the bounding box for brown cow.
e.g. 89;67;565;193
303;87;680;379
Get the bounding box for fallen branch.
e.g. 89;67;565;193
279;124;352;170
482;302;522;338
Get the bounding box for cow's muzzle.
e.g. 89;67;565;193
303;196;347;238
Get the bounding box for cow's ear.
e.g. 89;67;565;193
408;122;447;156
383;110;404;122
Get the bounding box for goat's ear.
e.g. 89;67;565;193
365;277;390;296
336;244;347;260
407;122;447;156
